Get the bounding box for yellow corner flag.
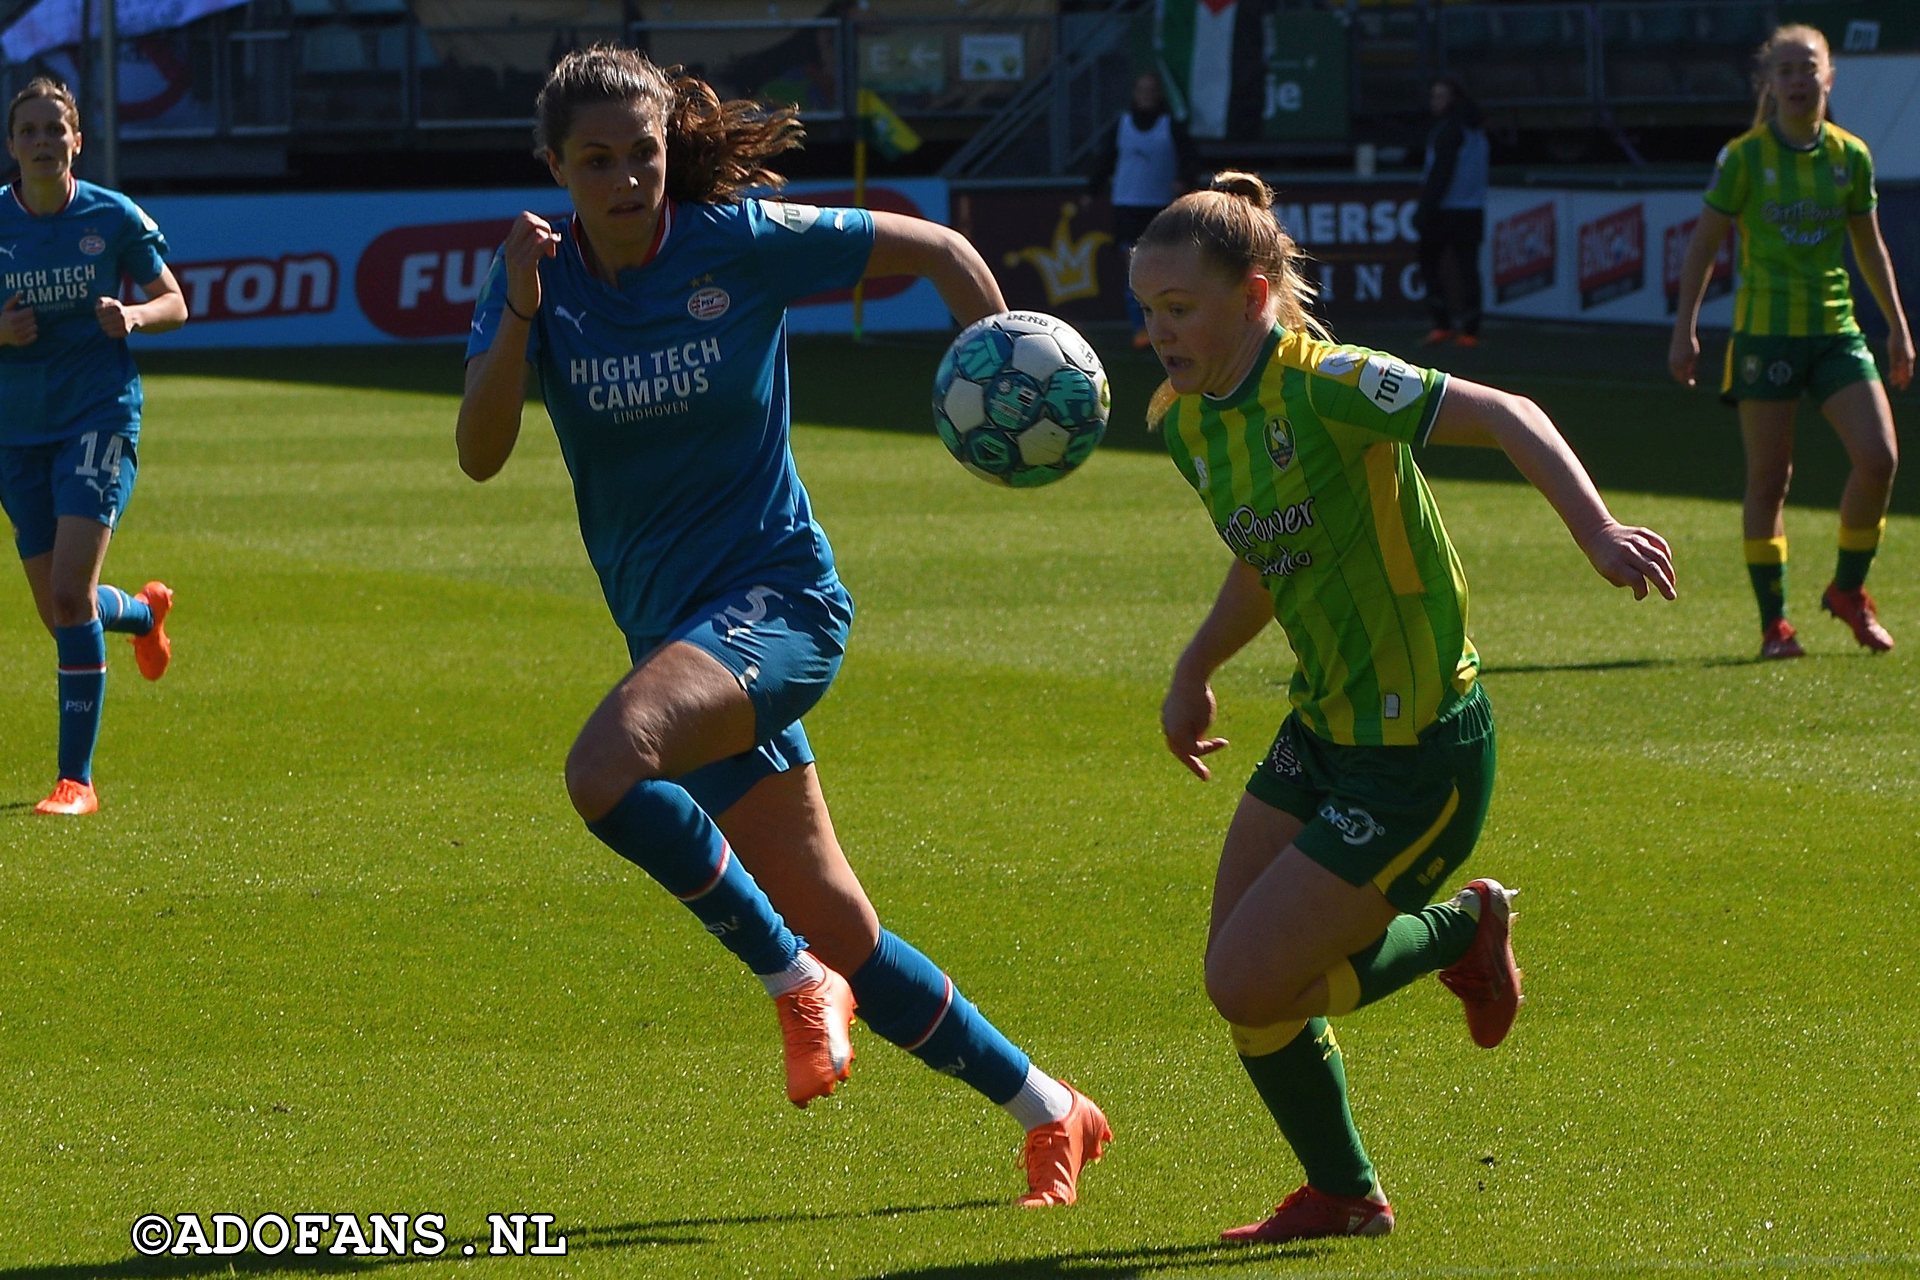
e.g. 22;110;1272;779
857;88;921;159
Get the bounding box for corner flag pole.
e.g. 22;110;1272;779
851;96;869;343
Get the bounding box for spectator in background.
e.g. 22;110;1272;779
1088;71;1200;350
1415;75;1489;349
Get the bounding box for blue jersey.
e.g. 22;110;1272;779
467;198;875;646
0;179;169;446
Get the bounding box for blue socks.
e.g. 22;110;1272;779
585;779;801;976
95;585;154;634
54;620;107;783
585;784;1035;1111
848;929;1029;1105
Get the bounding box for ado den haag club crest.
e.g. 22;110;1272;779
1265;416;1295;470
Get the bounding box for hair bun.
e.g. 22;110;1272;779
1208;170;1273;210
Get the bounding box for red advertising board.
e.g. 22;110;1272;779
1662;216;1734;316
1493;202;1555;304
1577;203;1646;310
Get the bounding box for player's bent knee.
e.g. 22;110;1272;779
796;905;881;975
1859;446;1897;488
564;742;649;824
1206;958;1286;1028
48;587;96;628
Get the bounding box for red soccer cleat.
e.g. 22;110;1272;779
774;959;855;1107
1221;1184;1394;1244
34;777;98;816
1758;617;1805;660
131;581;174;680
1821;583;1893;652
1437;878;1523;1048
1453;332;1481;349
1017;1083;1112;1207
1420;328;1454;347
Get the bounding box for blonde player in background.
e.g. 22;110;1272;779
1669;23;1912;659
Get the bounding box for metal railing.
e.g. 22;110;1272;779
0;1;1798;174
1;8;1057;143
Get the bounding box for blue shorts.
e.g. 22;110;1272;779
0;423;140;559
646;578;855;816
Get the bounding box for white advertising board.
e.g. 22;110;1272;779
1484;186;1737;329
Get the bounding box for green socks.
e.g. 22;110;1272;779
1338;900;1479;1013
1835;521;1884;593
1745;536;1789;627
1238;1018;1376;1197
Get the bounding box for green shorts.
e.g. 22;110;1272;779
1719;331;1879;406
1246;682;1496;912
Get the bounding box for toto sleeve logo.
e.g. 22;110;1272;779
355;217;521;338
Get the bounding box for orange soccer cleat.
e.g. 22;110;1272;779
130;581;174;680
1758;617;1805;660
1419;328;1454;347
1453;332;1481;349
1437;878;1523;1048
1221;1184;1394;1244
774;959;855;1107
1017;1083;1112;1207
34;777;98;816
1821;583;1893;653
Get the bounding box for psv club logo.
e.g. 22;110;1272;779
688;286;730;320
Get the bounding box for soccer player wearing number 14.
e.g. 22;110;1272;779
1;79;186;816
456;46;1109;1207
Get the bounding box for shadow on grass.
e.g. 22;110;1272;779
3;1199;1006;1279
852;1240;1332;1280
1481;653;1762;677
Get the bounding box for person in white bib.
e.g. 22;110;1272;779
1088;72;1200;350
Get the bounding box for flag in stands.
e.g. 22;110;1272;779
858;88;922;159
1156;0;1238;140
1;0;248;62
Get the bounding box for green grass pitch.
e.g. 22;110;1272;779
1;321;1915;1278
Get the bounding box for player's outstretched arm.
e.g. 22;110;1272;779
1164;560;1271;780
864;210;1005;328
1429;378;1677;601
457;212;557;481
1848;209;1915;391
1666;206;1732;387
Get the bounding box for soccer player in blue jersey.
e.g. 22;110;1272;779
2;78;184;816
455;45;1109;1206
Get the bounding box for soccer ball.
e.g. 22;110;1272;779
933;311;1110;487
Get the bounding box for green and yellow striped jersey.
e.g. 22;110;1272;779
1704;120;1877;337
1155;326;1478;747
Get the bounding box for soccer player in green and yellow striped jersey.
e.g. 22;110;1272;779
1133;170;1676;1246
1670;23;1913;659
